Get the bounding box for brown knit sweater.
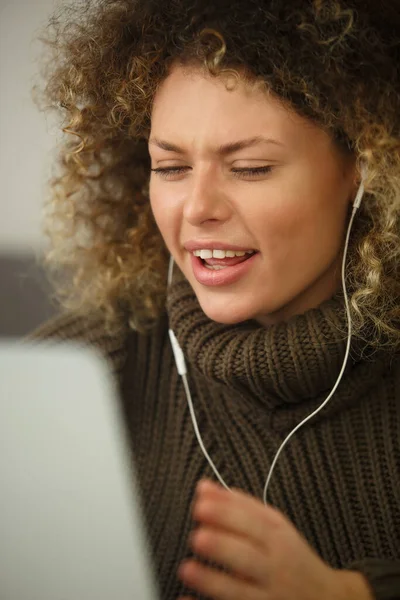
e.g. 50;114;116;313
30;272;400;600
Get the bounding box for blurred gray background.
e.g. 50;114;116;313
0;0;60;336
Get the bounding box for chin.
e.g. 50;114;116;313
196;294;262;325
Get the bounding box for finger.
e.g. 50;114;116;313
193;481;286;549
197;480;287;528
189;525;269;585
178;559;263;600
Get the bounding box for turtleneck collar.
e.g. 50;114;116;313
166;268;389;422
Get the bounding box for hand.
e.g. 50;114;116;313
177;479;374;600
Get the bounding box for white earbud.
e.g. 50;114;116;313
353;160;368;210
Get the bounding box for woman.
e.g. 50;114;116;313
32;0;400;598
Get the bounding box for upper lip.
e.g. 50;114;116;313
184;241;257;252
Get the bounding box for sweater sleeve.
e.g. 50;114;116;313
348;559;400;600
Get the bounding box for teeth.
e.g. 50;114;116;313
205;265;228;270
193;249;254;258
213;249;226;259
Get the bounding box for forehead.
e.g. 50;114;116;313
149;64;333;152
150;64;293;134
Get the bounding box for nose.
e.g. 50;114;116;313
183;166;231;226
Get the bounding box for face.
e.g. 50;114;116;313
149;64;357;325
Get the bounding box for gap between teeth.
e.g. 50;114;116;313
194;249;254;258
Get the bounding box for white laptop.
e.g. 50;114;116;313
0;340;160;600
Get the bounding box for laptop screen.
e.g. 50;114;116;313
0;341;159;600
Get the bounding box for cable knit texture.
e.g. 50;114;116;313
30;271;400;600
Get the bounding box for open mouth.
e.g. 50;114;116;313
190;250;259;286
199;251;258;270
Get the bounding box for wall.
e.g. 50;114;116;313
0;0;59;335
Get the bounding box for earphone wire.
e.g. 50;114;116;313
168;165;366;503
182;373;231;489
262;174;365;503
167;260;231;489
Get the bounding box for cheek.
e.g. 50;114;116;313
252;175;347;266
149;190;163;231
246;186;308;254
149;186;180;249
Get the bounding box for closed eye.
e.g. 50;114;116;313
150;166;273;179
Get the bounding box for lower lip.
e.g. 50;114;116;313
190;253;259;286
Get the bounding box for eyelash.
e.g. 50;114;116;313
150;166;273;179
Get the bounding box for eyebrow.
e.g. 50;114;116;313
148;135;285;155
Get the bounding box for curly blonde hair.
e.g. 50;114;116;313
34;0;400;348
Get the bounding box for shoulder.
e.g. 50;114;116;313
27;311;132;378
27;310;171;382
390;352;400;389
